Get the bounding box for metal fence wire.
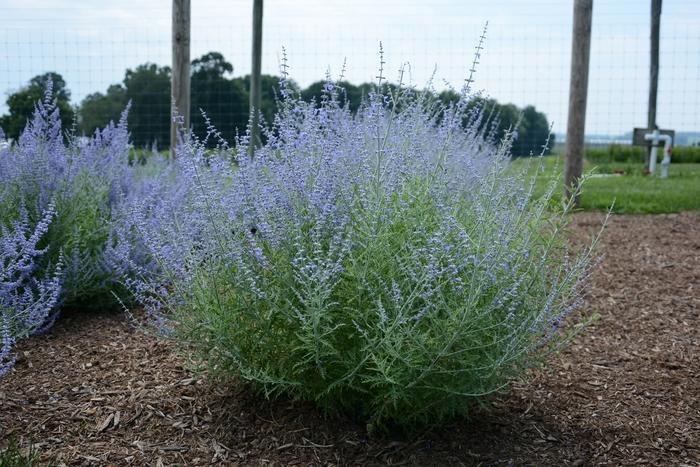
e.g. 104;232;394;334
1;0;698;152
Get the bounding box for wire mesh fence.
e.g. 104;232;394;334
1;0;698;152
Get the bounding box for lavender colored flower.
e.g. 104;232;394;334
121;47;600;430
0;205;61;377
0;80;164;372
0;82;144;310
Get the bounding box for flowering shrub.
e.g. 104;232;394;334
0;82;152;376
0;82;137;311
0;206;61;377
129;59;599;431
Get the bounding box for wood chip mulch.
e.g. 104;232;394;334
1;212;699;466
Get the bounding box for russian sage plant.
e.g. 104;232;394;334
0;81;138;311
129;60;599;431
0;205;61;377
0;81;157;376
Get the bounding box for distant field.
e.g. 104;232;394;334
511;155;700;214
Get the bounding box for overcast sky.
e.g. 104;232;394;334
1;0;698;136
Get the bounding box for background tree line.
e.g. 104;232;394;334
0;51;553;155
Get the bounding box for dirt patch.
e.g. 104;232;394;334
1;213;699;466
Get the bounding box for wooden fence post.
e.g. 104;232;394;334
564;0;593;207
249;0;264;157
171;0;191;156
647;0;662;169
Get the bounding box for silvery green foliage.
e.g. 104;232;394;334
0;205;61;377
0;82;153;376
0;81;138;310
127;60;598;430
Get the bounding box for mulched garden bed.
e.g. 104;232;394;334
1;212;698;466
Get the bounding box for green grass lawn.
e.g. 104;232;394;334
510;155;700;214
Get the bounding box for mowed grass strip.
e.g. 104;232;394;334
511;155;700;214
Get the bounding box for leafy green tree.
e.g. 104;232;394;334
192;51;233;78
73;52;304;148
190;52;249;145
0;72;74;140
438;90;553;157
79;84;127;136
123;63;171;148
82;52;260;148
514;105;552;156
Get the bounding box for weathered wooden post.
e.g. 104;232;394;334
647;0;662;169
564;0;593;207
249;0;264;157
171;0;191;156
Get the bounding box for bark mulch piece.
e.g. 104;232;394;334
1;212;698;466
